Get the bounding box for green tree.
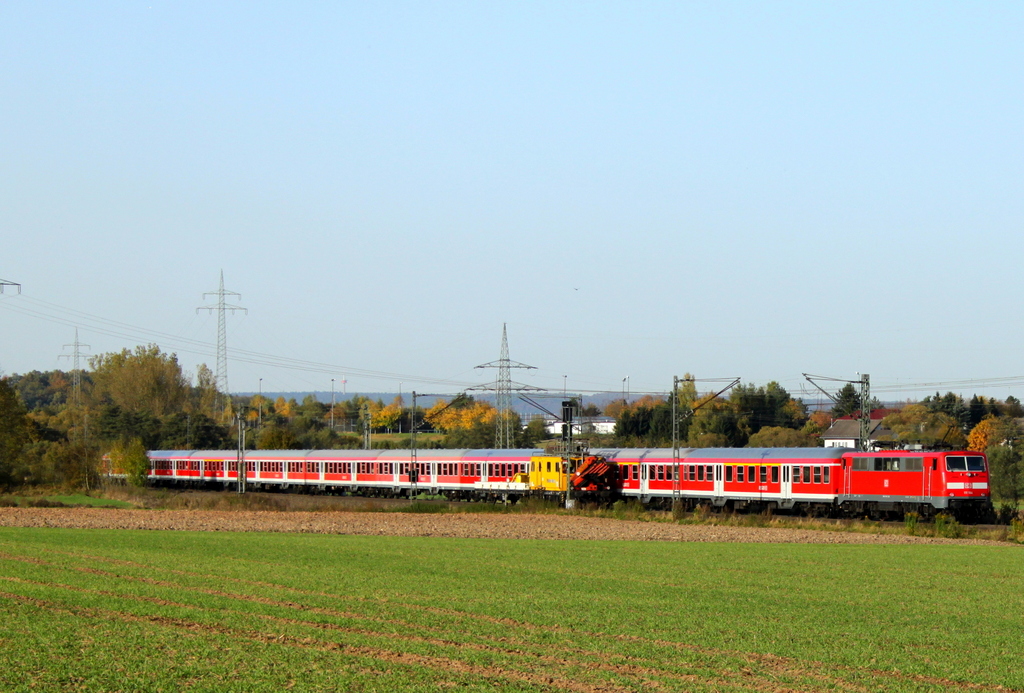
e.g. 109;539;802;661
94;405;161;448
730;381;806;435
90;345;189;417
882;404;967;448
108;438;150;487
986;444;1023;506
521;417;549;447
192;363;220;416
158;413;230;450
1002;396;1024;418
747;426;814;447
686;401;743;447
0;378;31;486
922;392;970;431
257;426;302;450
831;384;861;418
8;370;77;410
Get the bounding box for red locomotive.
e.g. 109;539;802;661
597;447;991;520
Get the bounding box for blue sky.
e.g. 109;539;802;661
2;2;1022;403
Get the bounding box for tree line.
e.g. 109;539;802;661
0;348;1021;504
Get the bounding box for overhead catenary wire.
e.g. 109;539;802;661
0;295;480;387
6;294;1024;397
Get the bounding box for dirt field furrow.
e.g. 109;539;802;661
0;507;1004;544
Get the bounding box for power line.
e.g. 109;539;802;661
0;294;476;387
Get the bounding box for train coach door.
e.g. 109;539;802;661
780;465;793;505
713;464;724;502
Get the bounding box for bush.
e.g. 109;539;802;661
934;513;963;539
28;498;67;508
108;438;149;487
397;501;450;514
904;512;919;535
1011;517;1024;543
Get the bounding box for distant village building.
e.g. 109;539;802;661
821;410;896;450
541;416;617;436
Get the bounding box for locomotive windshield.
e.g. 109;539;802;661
945;456;986;472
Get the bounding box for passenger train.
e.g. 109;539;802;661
113;446;993;521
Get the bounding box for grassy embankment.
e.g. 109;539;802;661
0;528;1021;692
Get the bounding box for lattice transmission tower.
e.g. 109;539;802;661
197;270;246;408
59;328;91;408
472;324;541;448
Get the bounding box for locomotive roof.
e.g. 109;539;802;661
685;447;851;460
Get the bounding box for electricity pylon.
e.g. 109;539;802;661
472;324;541;448
59;328;91;408
197;270;246;410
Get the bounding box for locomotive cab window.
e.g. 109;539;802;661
946;456;986;472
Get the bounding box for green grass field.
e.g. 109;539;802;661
0;529;1021;692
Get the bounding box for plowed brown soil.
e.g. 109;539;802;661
0;507;1002;544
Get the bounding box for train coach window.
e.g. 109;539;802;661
771;467;779;484
813;467;821;484
697;466;704;482
747;465;755;482
791;467;799;484
823;467;830;484
802;466;811;484
706;465;713;481
736;466;744;482
725;466;733;482
759;466;767;483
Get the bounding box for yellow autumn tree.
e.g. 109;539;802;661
882;404;967;449
372;397;402;430
966;416;1020;452
424;398;496;432
275;397;296;418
